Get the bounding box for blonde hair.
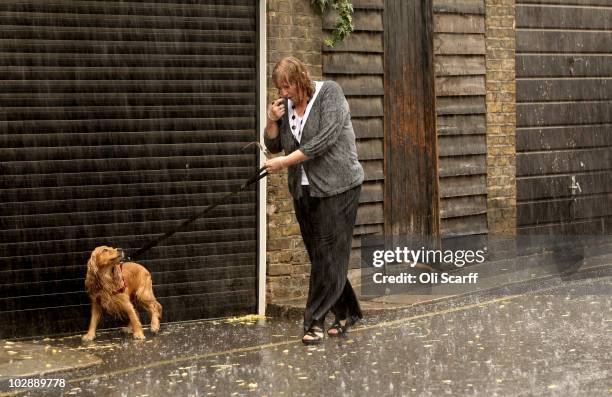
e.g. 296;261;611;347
272;57;315;102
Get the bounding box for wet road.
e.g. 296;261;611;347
1;276;610;397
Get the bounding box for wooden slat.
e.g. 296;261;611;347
434;13;485;34
0;192;254;221
0;11;255;31
1;142;253;161
353;224;383;236
439;175;488;198
0;167;253;189
0;79;255;94
516;171;612;201
1;229;257;259
362;160;384;181
516;31;612;53
0;66;256;81
352;118;384;139
441;214;488;237
2;271;257;304
439;155;486;177
360;182;384;203
348;97;384;117
517;125;612;152
1;253;255;284
324;11;383;32
433;0;485;15
0;201;255;227
438;135;486;156
322;32;383;53
0;92;256;109
441;195;487;218
0;130;256;149
2;232;257;260
516;55;612;78
517;78;612;101
0;53;256;68
518;193;612;226
0;155;255;175
0;179;254;202
0;117;255;135
518;0;612;5
353;0;384;9
517;148;612;176
435;55;486;76
357;139;384;160
333;75;384;96
0;105;256;122
436;75;486;96
0;216;256;249
437;114;486;135
434;34;486;55
0;39;255;56
437;96;486;115
356;203;384;225
517;216;612;235
517;102;612;127
323;54;383;75
2;235;257;270
0;26;256;44
0;240;258;270
0;1;255;17
516;5;612;30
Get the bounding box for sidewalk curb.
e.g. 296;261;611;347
266;299;412;321
267;263;612;320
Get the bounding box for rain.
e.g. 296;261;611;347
1;0;611;396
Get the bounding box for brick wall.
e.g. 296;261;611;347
265;1;323;302
485;0;517;234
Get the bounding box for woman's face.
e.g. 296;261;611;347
277;82;300;102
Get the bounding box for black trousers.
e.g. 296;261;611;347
294;184;363;332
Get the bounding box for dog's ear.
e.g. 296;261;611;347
87;247;101;274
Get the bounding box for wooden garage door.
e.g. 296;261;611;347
0;0;260;338
516;0;612;234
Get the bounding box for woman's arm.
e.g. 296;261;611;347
263;98;286;154
264;149;310;173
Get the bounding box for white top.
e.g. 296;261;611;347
287;81;323;185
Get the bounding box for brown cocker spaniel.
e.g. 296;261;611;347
82;246;162;341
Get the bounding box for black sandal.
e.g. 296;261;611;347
327;321;348;338
302;327;324;345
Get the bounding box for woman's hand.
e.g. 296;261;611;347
264;156;288;173
267;98;285;122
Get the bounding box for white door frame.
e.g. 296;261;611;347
257;0;267;315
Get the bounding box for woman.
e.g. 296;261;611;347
263;57;364;344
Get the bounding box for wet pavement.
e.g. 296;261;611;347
0;275;610;397
0;342;100;379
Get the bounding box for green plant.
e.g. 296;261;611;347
311;0;354;47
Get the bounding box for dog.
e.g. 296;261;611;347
82;246;162;341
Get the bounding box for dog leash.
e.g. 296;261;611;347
129;166;269;260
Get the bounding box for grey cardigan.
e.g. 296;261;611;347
264;81;364;199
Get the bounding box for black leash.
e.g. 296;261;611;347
129;166;268;260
